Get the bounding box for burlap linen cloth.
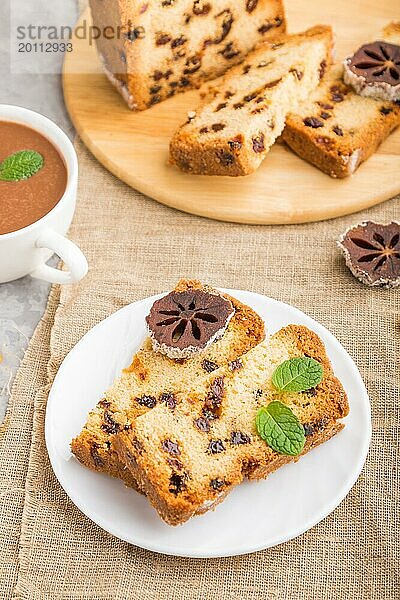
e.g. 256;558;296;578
0;288;60;598
0;133;397;599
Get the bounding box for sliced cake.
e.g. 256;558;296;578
71;280;265;486
114;325;349;525
169;25;333;176
89;0;286;110
283;25;400;178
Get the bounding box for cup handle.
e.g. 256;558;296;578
30;229;88;284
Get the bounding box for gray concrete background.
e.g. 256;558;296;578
0;1;78;423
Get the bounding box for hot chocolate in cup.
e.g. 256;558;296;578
0;105;87;284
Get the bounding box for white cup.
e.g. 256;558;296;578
0;105;88;284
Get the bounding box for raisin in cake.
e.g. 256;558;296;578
169;25;333;176
89;0;285;110
282;25;400;178
71;279;264;487
114;325;349;525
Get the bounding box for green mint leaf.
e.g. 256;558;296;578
271;357;323;392
0;150;44;181
256;401;306;456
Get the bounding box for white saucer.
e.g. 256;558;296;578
45;290;371;558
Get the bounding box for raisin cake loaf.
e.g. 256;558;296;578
169;25;333;176
282;25;400;178
114;325;349;525
71;279;264;487
89;0;285;110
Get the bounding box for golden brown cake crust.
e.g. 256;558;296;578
282;24;400;178
382;22;400;43
114;324;349;526
70;279;265;485
70;428;143;491
282;67;400;178
169;25;333;176
114;419;344;525
89;0;286;110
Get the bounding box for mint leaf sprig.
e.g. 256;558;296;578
256;402;305;456
271;357;323;393
0;150;44;181
255;357;324;456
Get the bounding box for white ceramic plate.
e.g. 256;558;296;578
46;290;371;558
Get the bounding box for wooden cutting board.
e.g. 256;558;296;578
63;1;400;224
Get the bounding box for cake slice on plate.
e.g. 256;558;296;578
70;280;265;488
169;25;333;175
89;0;285;110
114;325;349;525
282;23;400;178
